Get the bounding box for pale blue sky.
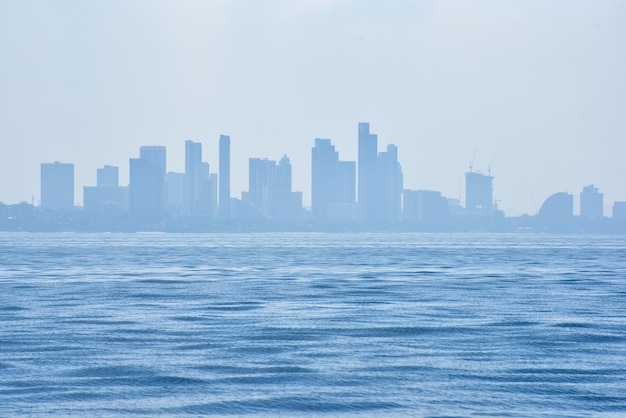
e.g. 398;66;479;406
1;0;625;215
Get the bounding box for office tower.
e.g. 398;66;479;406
376;144;403;222
358;122;378;221
219;135;230;220
41;161;74;211
311;138;357;220
246;158;277;216
195;162;212;217
209;173;218;219
243;156;302;220
84;165;127;217
129;146;166;221
166;172;185;213
269;155;294;220
140;146;166;175
465;171;493;212
580;185;603;219
185;140;203;215
613;202;626;220
403;189;449;226
97;165;119;188
311;138;339;218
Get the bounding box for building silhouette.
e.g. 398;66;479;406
219;135;231;220
311;138;356;220
129;146;166;221
580;184;603;219
97;165;118;188
244;158;276;217
537;192;573;227
84;165;128;217
242;156;302;220
358;122;378;222
184;140;203;215
613;202;626;220
166;171;185;215
41;161;74;211
357;123;403;223
403;189;449;227
269;156;302;220
465;171;493;212
376;144;403;222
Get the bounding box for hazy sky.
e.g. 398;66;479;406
1;0;625;216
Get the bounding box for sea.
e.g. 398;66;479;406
0;232;625;417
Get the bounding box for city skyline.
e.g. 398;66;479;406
1;1;624;215
1;122;625;218
27;123;625;225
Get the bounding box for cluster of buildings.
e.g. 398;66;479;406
1;122;625;232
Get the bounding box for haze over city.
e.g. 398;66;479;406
1;1;624;216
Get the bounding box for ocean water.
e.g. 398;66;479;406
1;232;625;417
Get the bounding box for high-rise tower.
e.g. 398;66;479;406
41;161;74;211
185;140;203;215
580;184;603;219
219;135;231;220
358;122;378;222
465;171;493;212
129;146;166;221
311;138;356;220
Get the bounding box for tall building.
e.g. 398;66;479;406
129;146;166;221
195;162;213;217
357;123;404;223
465;171;493;212
97;165;119;188
358;122;378;221
219;135;230;220
185;140;203;215
269;155;293;220
403;189;449;226
613;202;626;220
209;173;218;219
246;158;277;216
242;156;302;220
311;138;339;218
41;162;74;211
166;172;185;214
377;144;403;222
84;165;127;217
311;138;356;220
580;184;603;219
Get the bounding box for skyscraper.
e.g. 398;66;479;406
311;138;356;220
41;161;74;211
358;122;378;222
185;140;203;215
84;165;127;217
465;171;493;212
269;155;293;220
219;135;230;220
580;184;603;219
97;165;119;188
377;144;403;222
246;158;276;216
129;146;166;221
311;138;339;218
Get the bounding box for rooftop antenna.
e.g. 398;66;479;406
487;156;495;177
469;149;476;173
